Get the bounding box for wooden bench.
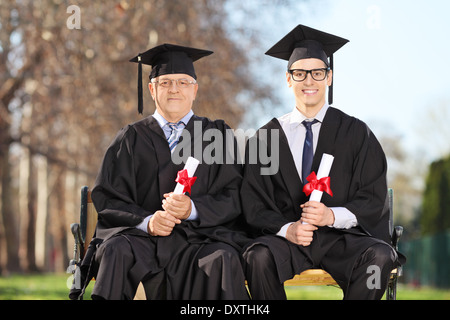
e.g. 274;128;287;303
68;186;402;300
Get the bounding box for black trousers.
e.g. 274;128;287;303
143;241;250;300
243;236;397;300
92;234;249;300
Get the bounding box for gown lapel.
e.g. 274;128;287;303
267;118;304;217
311;107;341;175
146;116;182;197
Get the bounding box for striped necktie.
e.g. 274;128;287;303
167;121;185;152
301;119;319;184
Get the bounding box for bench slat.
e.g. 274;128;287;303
284;269;337;286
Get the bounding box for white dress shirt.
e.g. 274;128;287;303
136;110;199;233
276;103;358;237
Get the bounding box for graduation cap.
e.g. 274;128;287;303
130;44;213;114
265;24;349;105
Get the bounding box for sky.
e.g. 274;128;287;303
244;0;450;163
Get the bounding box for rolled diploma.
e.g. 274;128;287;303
302;153;334;225
173;156;200;194
309;153;334;202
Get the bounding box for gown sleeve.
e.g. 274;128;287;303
91;126;149;235
240;134;293;236
188;121;244;228
343;121;391;243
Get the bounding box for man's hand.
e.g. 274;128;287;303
300;201;335;226
162;192;192;220
286;221;318;246
148;210;181;236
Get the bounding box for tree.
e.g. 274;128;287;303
421;156;450;235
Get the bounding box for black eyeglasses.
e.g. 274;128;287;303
288;68;330;82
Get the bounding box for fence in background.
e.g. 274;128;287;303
399;229;450;288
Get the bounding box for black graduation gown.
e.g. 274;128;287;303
86;115;250;299
240;107;403;289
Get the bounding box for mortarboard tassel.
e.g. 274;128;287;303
328;54;333;105
137;54;143;114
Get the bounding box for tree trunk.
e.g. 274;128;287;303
35;155;48;270
26;153;39;272
0;145;22;273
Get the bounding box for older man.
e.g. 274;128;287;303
78;44;249;300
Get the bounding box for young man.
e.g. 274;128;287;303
241;25;404;300
75;44;250;300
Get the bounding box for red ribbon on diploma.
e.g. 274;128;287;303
303;172;333;197
175;169;197;194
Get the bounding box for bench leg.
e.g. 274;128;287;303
386;274;397;300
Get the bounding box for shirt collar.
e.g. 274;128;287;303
289;102;329;128
152;109;194;128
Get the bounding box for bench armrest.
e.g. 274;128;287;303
70;222;84;262
392;225;403;250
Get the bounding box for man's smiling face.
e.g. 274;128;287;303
149;74;198;122
286;58;332;114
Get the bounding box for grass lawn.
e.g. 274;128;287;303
285;284;450;300
0;273;93;300
0;273;449;300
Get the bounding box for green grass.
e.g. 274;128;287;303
285;284;450;300
0;273;449;300
0;273;93;300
